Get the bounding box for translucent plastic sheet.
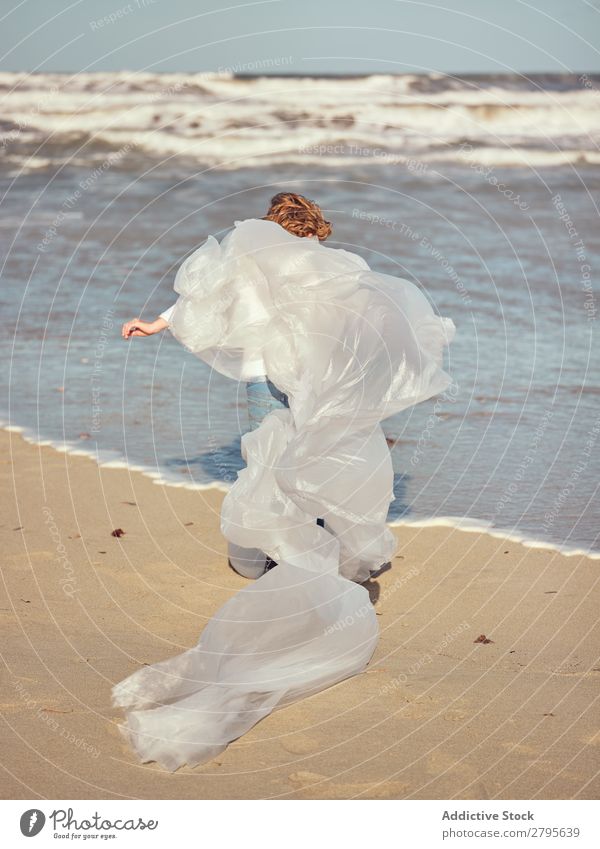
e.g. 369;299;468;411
112;219;455;770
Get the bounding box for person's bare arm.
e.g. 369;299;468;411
121;316;168;338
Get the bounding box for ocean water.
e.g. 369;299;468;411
1;72;598;555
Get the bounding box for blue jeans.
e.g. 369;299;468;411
246;377;289;431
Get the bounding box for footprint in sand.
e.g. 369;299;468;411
550;658;585;676
288;770;326;785
426;749;478;780
288;771;409;798
442;709;468;722
280;734;320;755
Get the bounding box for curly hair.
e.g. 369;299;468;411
263;191;332;241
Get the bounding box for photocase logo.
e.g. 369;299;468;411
20;809;46;836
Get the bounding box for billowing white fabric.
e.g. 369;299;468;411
112;218;456;771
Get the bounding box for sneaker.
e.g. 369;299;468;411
228;555;276;579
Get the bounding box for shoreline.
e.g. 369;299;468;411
3;421;598;563
2;425;599;799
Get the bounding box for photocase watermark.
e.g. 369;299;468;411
0;85;60;149
301;143;427;173
49;808;158;834
91;308;115;434
13;679;100;758
551;193;596;321
89;0;157;30
149;79;189;100
352;208;402;230
351;209;472;306
410;380;460;466
458;142;530;211
494;408;553;516
378;620;471;695
578;73;600;98
36;142;135;253
324;566;420;635
20;810;45;837
419;235;472;305
206;431;237;483
218;55;294;75
42;506;78;597
541;412;600;533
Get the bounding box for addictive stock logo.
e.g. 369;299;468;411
20;809;46;837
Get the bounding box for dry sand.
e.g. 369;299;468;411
1;428;598;800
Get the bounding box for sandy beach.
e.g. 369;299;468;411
1;427;598;800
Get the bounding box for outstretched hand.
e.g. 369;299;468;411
122;317;167;338
122;318;152;338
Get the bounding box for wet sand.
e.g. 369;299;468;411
1;428;598;800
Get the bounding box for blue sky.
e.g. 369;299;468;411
1;0;599;74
